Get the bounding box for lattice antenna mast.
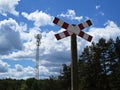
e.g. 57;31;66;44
35;34;42;80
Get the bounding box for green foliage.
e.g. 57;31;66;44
21;83;28;90
58;64;71;90
78;37;120;90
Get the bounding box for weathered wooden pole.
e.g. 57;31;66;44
71;33;78;90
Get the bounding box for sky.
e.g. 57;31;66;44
0;0;120;79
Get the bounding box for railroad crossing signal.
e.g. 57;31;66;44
53;17;93;42
53;17;93;90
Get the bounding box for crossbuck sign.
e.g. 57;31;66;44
53;17;93;90
53;17;93;42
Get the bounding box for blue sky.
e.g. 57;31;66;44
0;0;120;79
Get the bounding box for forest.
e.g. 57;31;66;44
0;37;120;90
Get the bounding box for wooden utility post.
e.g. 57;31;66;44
71;34;78;90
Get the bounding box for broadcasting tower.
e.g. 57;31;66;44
35;34;42;80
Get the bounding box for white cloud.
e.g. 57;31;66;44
0;60;34;79
0;61;58;79
100;11;104;16
21;10;53;27
0;0;20;16
89;20;120;42
15;64;23;72
12;66;35;79
1;27;41;60
95;5;104;16
0;18;22;54
59;9;83;22
0;64;35;79
0;60;9;73
96;5;101;10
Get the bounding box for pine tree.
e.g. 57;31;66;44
78;38;118;90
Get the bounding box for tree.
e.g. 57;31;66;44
79;43;103;90
78;38;120;90
109;37;120;90
58;64;71;90
21;83;28;90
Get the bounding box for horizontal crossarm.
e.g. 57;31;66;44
55;30;92;42
53;17;69;29
78;20;92;30
53;17;92;31
78;31;93;42
55;30;73;40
